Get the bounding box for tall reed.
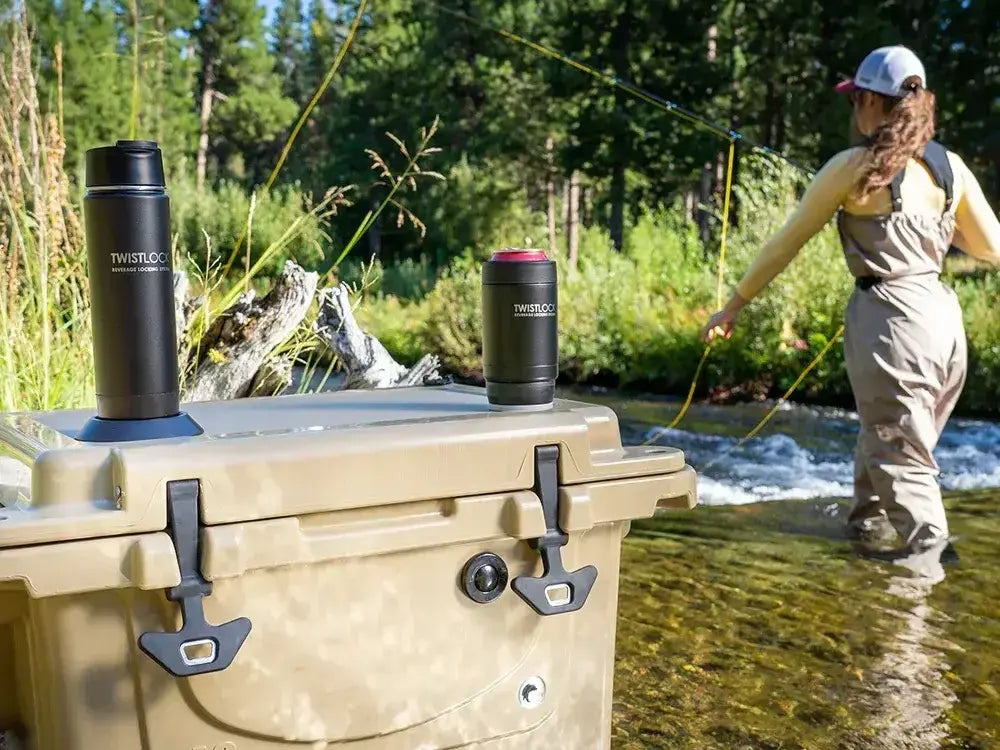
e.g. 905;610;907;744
0;11;93;412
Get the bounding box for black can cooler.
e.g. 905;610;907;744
481;249;558;410
78;140;201;442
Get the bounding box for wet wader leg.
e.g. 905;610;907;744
857;399;948;546
844;301;884;528
845;291;951;546
848;434;884;527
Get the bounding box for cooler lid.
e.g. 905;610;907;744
0;385;687;548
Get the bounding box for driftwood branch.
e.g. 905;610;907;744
183;260;318;402
315;283;443;389
395;354;443;387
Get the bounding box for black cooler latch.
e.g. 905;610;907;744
512;445;598;615
138;479;251;677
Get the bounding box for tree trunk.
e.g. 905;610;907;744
195;0;220;193
545;134;557;260
561;178;570;232
609;163;625;253
608;0;632;253
707;24;718;62
195;74;214;192
698;162;712;255
775;93;787;152
567;171;580;273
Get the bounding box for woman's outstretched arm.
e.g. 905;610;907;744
734;148;861;301
702;148;860;341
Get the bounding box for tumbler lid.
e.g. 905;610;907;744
86;140;165;188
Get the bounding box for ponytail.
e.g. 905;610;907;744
853;76;936;200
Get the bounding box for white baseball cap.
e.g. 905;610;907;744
835;45;927;97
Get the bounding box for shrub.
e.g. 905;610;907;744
952;270;1000;414
170;173;331;278
356;295;429;366
419;253;483;375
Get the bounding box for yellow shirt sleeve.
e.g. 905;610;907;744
734;148;863;302
952;155;1000;263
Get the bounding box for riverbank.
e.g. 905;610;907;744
612;492;1000;749
357;233;1000;418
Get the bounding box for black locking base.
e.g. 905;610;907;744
138;479;251;677
77;411;203;443
512;445;598;615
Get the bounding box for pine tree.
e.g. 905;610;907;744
29;0;132;174
272;0;307;104
194;0;297;188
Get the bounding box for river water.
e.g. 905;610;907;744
581;391;1000;505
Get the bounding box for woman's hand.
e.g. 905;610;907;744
701;295;747;343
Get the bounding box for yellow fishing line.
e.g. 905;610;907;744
739;325;845;443
716;140;735;310
642;344;712;445
643;138;737;443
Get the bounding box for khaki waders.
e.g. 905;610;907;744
839;202;967;547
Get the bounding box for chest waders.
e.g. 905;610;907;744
838;140;967;547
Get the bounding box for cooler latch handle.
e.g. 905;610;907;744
512;445;598;615
138;479;252;677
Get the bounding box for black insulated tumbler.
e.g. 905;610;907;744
481;249;558;410
78;140;202;443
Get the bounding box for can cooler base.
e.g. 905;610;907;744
77;411;203;443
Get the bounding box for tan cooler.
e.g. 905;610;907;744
0;384;696;749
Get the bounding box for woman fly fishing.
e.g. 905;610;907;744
702;46;1000;557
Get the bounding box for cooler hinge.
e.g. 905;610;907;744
138;479;251;677
512;445;598;615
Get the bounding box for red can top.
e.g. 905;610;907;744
489;249;549;263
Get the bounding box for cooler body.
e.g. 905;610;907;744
0;386;696;749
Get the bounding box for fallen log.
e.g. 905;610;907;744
315;283;444;390
183;260;318;402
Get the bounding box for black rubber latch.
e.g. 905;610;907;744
138;479;251;677
511;445;598;615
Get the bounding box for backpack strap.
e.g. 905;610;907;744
885;139;954;214
889;168;906;212
920;139;955;213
